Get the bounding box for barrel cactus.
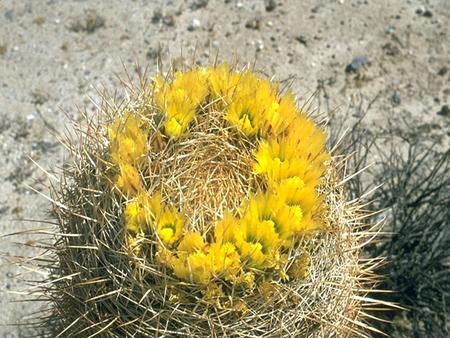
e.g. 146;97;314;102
32;63;385;337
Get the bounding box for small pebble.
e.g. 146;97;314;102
4;9;14;20
212;40;220;48
386;26;395;34
191;0;209;10
256;40;264;52
423;9;433;17
265;0;277;12
437;66;448;76
163;15;175;27
416;8;432;17
392;92;401;105
245;17;261;30
345;56;369;73
437;105;450;117
295;35;307;46
188;19;201;31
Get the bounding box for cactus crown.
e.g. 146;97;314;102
108;64;329;296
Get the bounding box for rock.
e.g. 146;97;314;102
26;114;36;123
188;19;201;31
423;9;433;17
416;8;432;17
152;8;163;23
392;92;401;105
245;17;261;30
383;42;400;56
265;0;277;12
152;9;175;26
33;16;46;25
437;105;450;117
31;89;48;105
295;35;307;46
69;10;105;33
191;0;209;10
256;39;264;52
386;26;395;34
163;14;175;27
437;66;448;76
4;9;14;21
146;47;159;60
345;56;369;73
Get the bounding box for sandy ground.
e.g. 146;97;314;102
0;0;449;336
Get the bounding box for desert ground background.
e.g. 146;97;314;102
0;0;449;337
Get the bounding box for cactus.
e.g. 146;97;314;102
28;63;387;337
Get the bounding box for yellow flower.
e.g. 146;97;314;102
226;100;261;137
254;114;329;189
173;69;209;107
286;116;330;182
254;139;314;188
207;64;241;103
124;192;161;233
171;241;240;284
156;207;184;245
225;72;261;136
116;163;142;196
208;242;241;280
172;251;212;284
163;88;197;137
275;177;318;212
108;112;148;165
177;231;206;253
234;197;281;269
262;92;298;136
273;177;323;233
124;201;142;233
164;117;185;138
214;211;239;245
153;74;167;109
156;69;209;137
241;194;288;242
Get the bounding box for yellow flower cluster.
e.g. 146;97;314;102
108;64;329;291
155;69;208;137
108;112;185;246
108;112;148;196
125;192;185;245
